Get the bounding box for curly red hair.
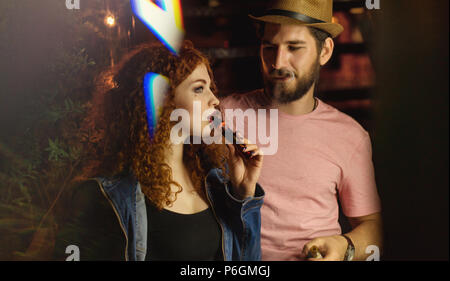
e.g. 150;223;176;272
80;41;229;209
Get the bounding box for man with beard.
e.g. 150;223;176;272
220;0;383;261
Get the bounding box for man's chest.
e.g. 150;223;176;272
256;129;345;202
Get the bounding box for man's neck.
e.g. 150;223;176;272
274;88;316;116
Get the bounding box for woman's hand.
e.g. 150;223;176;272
226;137;263;200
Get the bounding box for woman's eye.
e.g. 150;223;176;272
194;86;204;94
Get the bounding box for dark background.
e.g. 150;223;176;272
0;0;448;260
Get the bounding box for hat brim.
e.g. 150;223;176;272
249;14;344;38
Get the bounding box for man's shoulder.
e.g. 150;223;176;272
317;100;370;142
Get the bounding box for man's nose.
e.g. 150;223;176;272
273;48;289;70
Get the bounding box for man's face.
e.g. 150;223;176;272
260;23;321;104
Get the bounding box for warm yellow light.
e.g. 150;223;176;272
106;16;116;27
350;7;365;14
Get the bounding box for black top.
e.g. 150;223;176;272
53;180;223;261
145;197;223;261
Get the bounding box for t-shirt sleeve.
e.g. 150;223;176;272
338;133;382;217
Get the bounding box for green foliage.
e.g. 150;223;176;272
45;138;69;162
0;0;131;260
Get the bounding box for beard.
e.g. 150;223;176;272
263;59;321;104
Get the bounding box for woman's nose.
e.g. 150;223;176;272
210;93;220;107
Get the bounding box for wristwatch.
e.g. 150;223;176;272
341;234;355;261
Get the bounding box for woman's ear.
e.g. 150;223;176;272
319;37;335;66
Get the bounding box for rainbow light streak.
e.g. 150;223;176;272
131;0;185;54
143;72;170;137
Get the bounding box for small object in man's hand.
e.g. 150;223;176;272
307;246;323;259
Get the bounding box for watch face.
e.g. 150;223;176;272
344;243;355;261
342;235;355;261
347;247;355;261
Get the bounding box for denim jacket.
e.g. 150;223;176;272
91;168;265;261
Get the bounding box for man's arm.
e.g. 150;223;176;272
302;132;383;261
345;212;383;260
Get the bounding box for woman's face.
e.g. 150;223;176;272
173;63;220;138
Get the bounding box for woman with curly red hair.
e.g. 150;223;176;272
52;41;265;261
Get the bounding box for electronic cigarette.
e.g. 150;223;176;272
221;122;253;159
209;115;253;159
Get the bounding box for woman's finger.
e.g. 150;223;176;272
250;148;263;159
235;133;255;146
241;144;258;152
226;144;241;162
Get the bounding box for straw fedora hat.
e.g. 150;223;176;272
249;0;344;38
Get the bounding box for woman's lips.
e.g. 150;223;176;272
208;112;223;127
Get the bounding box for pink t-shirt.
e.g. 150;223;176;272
220;89;381;261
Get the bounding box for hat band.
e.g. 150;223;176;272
264;9;325;24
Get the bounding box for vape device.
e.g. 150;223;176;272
209;115;252;159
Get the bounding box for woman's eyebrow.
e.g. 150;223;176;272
191;79;208;85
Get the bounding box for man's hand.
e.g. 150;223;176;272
302;235;348;261
301;212;383;261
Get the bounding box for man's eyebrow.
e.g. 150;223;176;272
262;40;275;45
286;40;307;45
262;40;307;45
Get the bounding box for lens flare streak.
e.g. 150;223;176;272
130;0;185;54
143;72;169;137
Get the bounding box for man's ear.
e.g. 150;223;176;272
319;37;334;66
